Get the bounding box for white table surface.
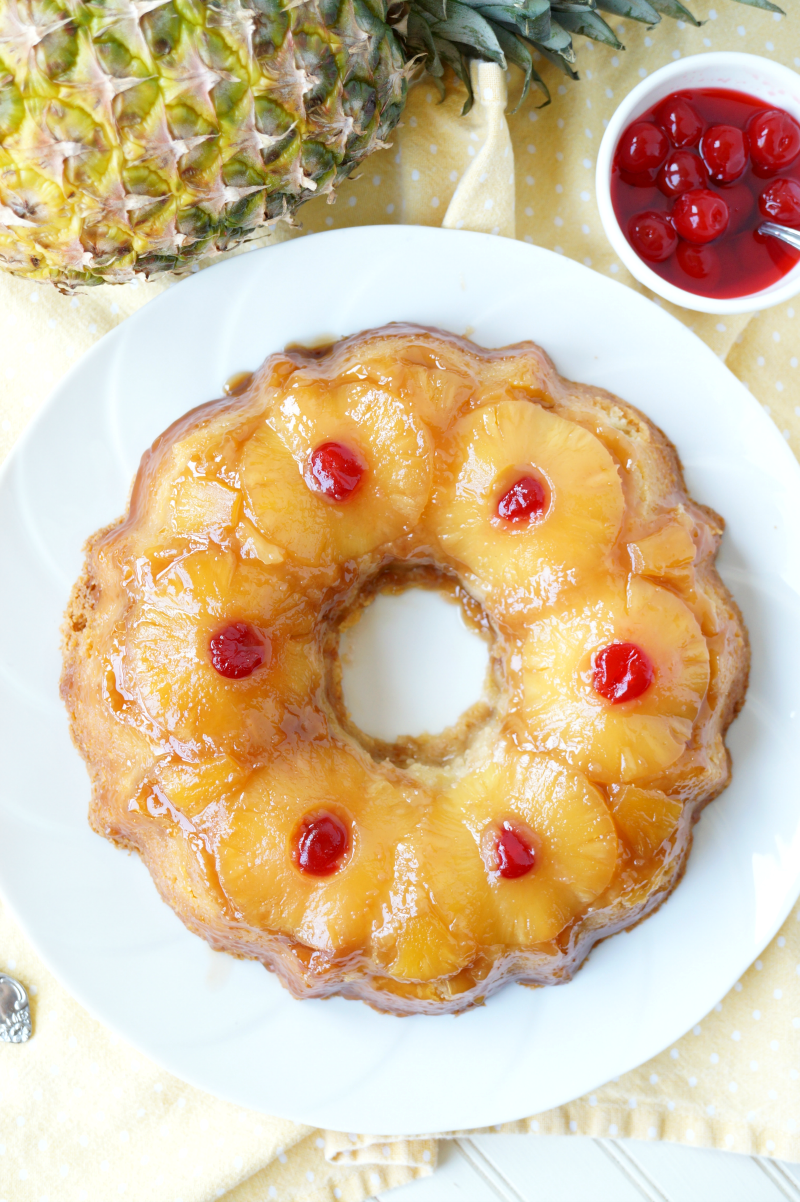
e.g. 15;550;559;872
370;1137;800;1201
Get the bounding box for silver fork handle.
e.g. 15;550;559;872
758;221;800;251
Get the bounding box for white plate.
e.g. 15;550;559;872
1;226;800;1135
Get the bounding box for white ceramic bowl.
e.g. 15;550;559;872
596;51;800;314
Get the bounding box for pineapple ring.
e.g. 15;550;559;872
241;376;434;566
429;400;624;616
216;745;429;955
521;576;710;783
390;752;618;965
119;547;317;759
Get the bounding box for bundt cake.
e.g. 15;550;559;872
61;325;749;1016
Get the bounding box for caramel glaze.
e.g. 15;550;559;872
61;324;750;1016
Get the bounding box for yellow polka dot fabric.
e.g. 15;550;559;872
2;5;800;1196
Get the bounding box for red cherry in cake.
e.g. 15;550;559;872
748;109;800;172
672;188;729;245
759;178;800;226
209;622;268;679
496;474;547;522
496;822;535;879
296;813;349;876
628;212;677;262
655;96;704;148
657;150;708;198
700;125;748;184
306;441;365;501
593;642;654;704
617;122;669;173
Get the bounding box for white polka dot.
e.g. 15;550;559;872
430;197;439;208
612;56;619;66
638;67;647;78
580;191;590;202
270;1189;279;1200
315;1137;324;1149
686;1129;695;1140
582;224;590;235
484;198;494;211
555;184;563;194
584;258;592;267
777;381;785;392
766;40;775;49
650;1074;659;1085
370;1173;380;1187
732;1030;741;1041
671;1048;679;1059
689;1077;697;1088
756;960;764;970
609;1124;618;1135
751;1060;759;1070
767;1139;776;1152
707;1105;716;1116
771;1039;780;1050
667;1101;675;1111
778;936;786;947
449;170;458;183
738;24;746;34
644;35;653;45
429;144;437;155
386;204;394;215
526;175;534;186
710;1053;719;1064
325;216;333;226
647;1127;657;1138
629;1097;637;1109
569;1120;578;1132
422;1149;431;1162
725;1133;734;1146
554;216;563;227
585;128;594;138
753;1010;761;1020
729;1082;738;1092
715;1002;723;1011
672;49;681;59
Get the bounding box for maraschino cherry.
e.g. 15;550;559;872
748;109;800;172
700;125;748;184
209;622;268;679
655;96;704;148
658;150;708;198
628;211;677;262
593;642;654;704
496;822;535;879
672;188;729;244
617;122;669;174
306;441;365;501
296;813;348;876
496;475;547;522
759;178;800;226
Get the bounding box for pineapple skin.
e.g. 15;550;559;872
61;324;750;1015
0;0;407;287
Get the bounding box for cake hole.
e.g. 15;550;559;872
339;587;491;744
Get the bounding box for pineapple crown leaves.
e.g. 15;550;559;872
396;0;786;111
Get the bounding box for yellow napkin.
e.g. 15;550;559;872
2;2;800;1196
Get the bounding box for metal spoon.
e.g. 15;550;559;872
758;221;800;251
0;973;32;1042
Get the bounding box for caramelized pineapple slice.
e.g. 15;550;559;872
608;785;683;859
390;752;618;965
119;548;316;758
521;577;710;783
154;755;248;820
217;746;428;955
241;376;433;565
629;520;696;581
429;400;624;616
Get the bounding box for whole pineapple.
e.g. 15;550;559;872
0;0;782;288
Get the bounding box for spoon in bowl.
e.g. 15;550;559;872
759;221;800;251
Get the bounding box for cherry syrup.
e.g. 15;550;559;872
209;622;268;679
611;89;800;298
296;813;349;876
593;642;654;704
496;822;535;879
305;442;365;501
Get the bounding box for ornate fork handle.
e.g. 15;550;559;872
758;221;800;251
0;973;32;1042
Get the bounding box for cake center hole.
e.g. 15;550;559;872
339;587;491;743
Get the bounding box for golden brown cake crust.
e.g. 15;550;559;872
61;325;749;1015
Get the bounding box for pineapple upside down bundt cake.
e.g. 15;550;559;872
61;325;749;1016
